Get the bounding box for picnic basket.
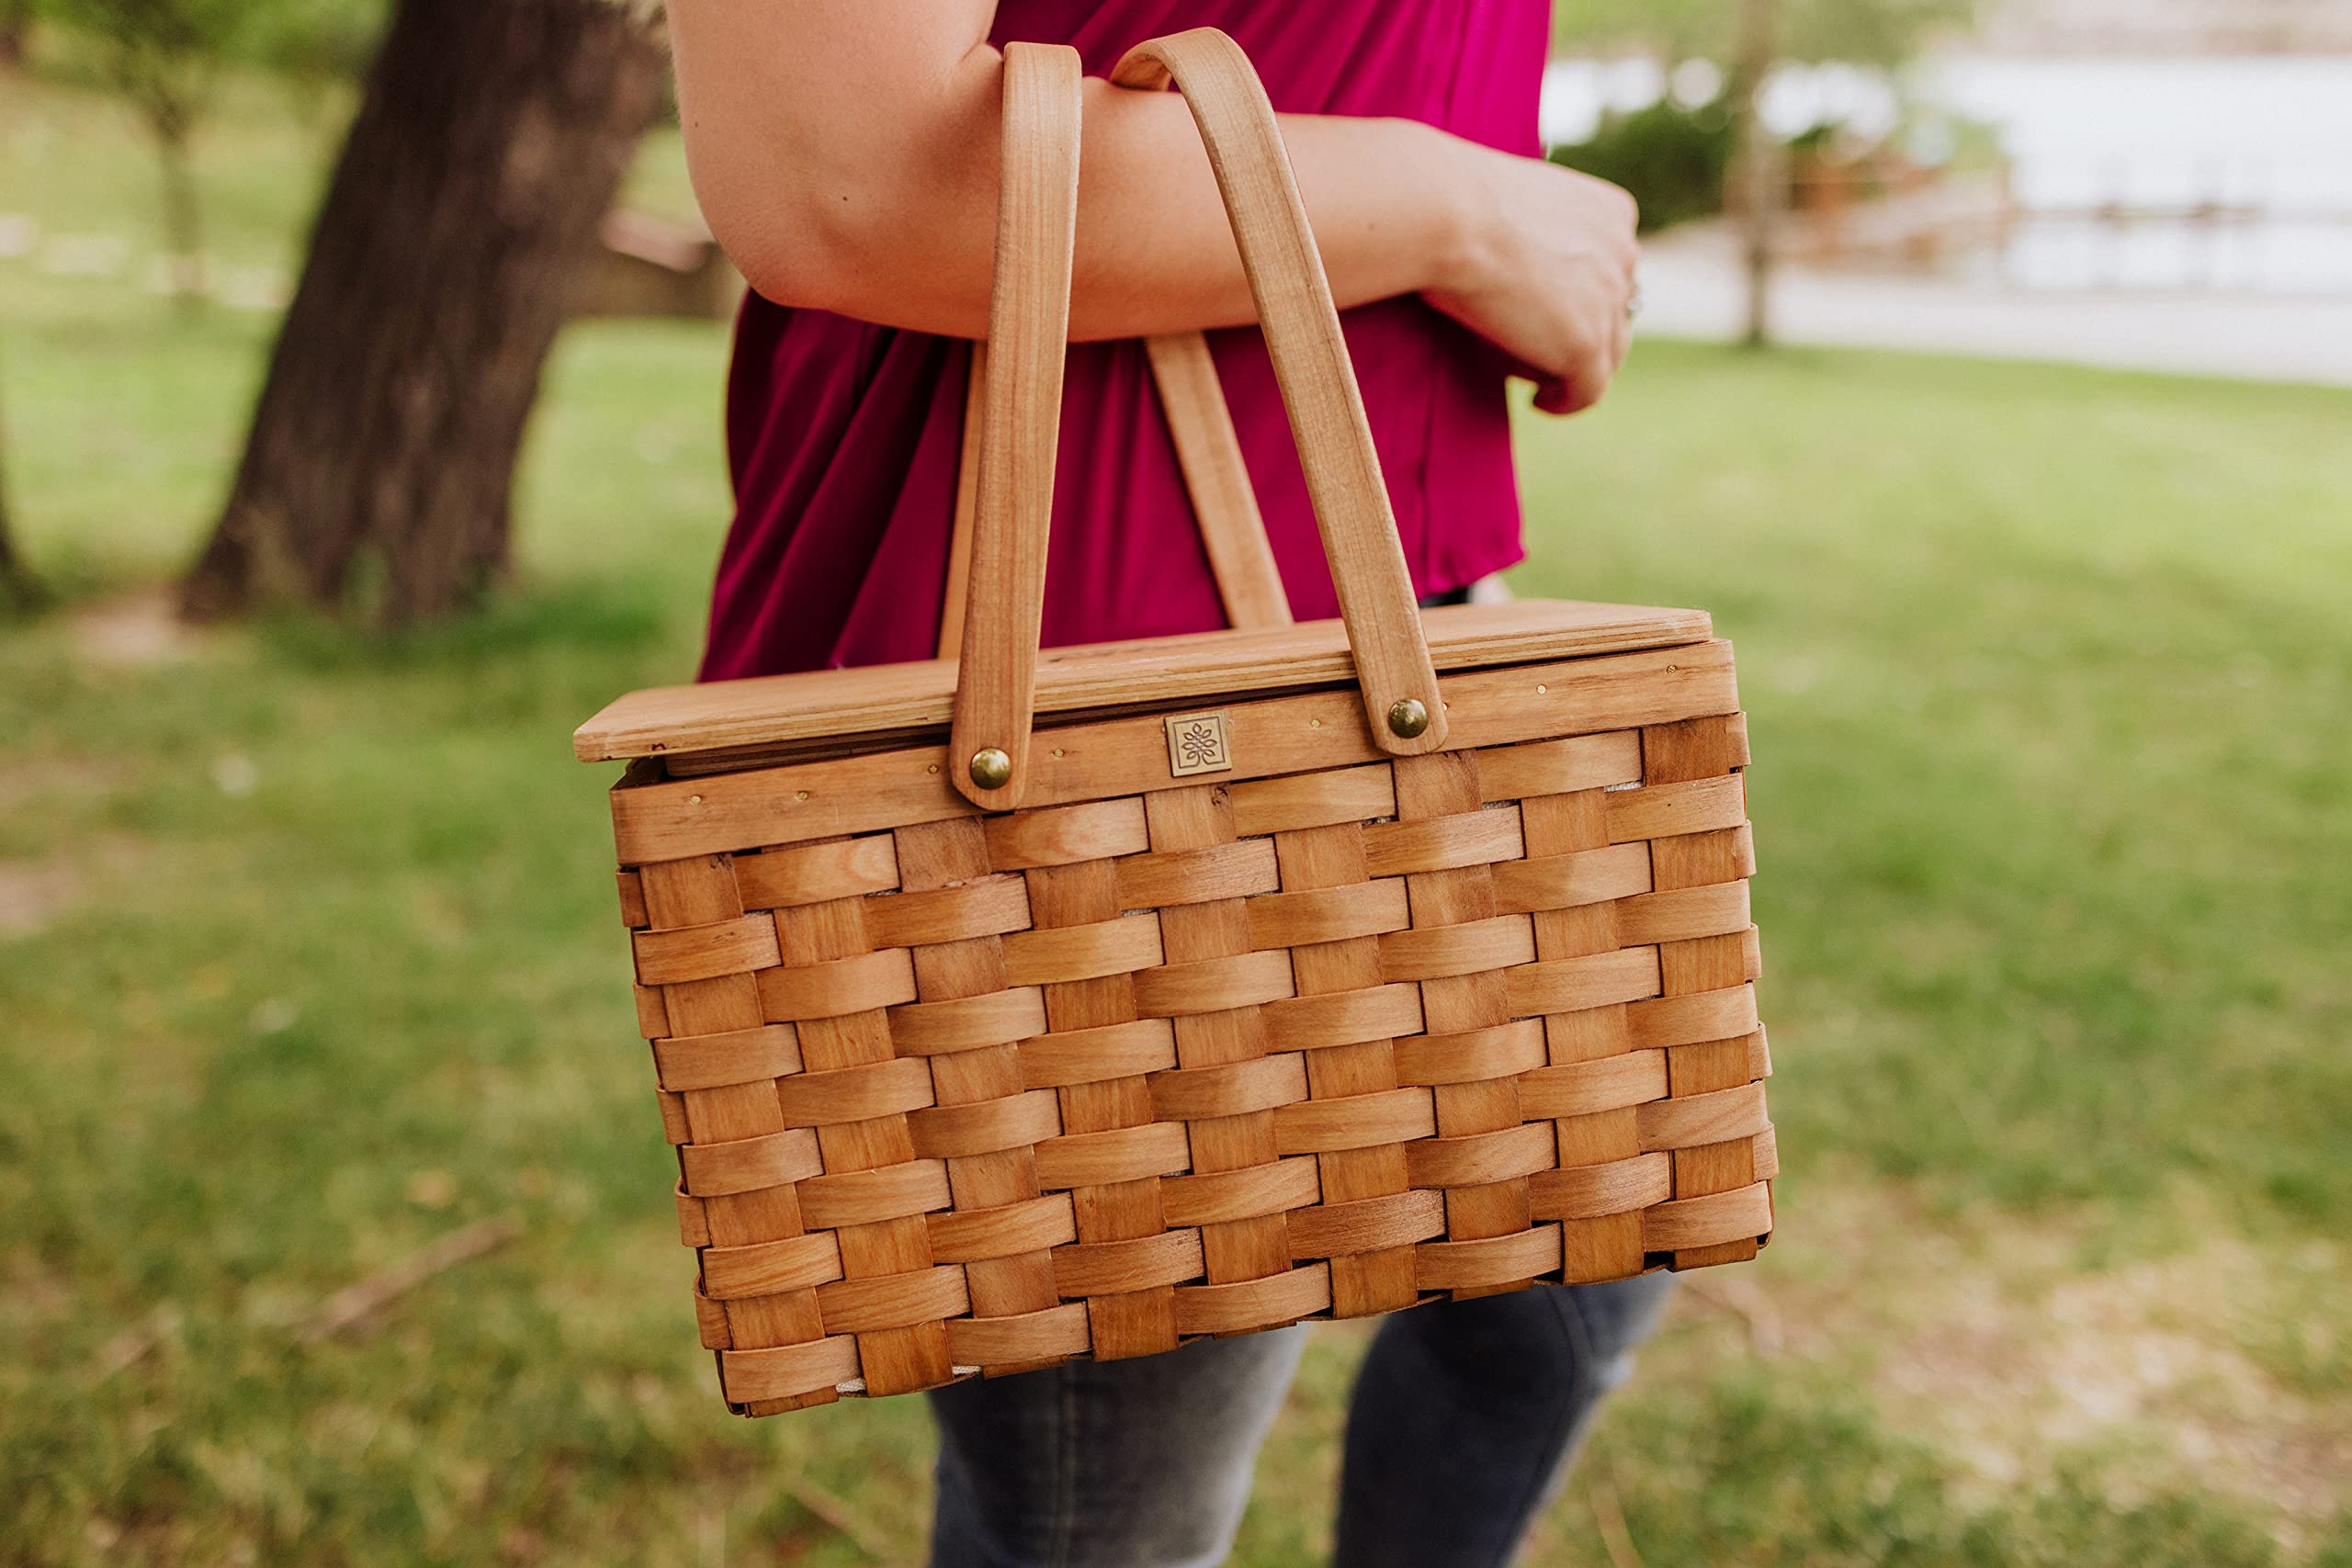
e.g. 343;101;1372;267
575;30;1776;1416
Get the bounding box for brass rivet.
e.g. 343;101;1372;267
687;794;702;806
1052;747;1065;759
1387;697;1430;739
1536;683;1547;694
969;748;1013;790
795;790;809;802
1308;717;1322;729
927;763;940;774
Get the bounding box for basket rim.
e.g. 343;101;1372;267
575;599;1713;765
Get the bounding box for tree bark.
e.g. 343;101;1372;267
0;369;37;612
153;105;208;305
1731;0;1779;349
0;0;30;67
183;0;663;624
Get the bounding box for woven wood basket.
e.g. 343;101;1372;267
576;31;1776;1416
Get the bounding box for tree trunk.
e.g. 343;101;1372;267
0;0;31;68
183;0;663;625
1731;0;1779;349
0;369;37;612
153;106;208;305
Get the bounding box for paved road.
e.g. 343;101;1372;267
1634;231;2352;389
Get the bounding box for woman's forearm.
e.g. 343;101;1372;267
667;7;1477;342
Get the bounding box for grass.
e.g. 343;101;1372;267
6;51;2352;1568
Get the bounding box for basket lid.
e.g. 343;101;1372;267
574;599;1712;765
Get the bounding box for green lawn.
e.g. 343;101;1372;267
5;56;2350;1568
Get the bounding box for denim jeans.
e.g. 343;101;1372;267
926;1273;1676;1568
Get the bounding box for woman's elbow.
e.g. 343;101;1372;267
704;191;865;313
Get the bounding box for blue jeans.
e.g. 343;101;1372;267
926;1274;1676;1568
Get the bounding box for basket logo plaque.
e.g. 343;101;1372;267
1164;709;1233;778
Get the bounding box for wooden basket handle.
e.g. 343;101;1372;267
948;31;1448;809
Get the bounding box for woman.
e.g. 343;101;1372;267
665;2;1665;1563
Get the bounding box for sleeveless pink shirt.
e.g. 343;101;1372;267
700;0;1546;682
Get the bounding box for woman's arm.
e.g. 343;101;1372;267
666;0;1638;412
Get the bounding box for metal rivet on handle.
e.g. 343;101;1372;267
969;748;1013;790
1386;698;1430;739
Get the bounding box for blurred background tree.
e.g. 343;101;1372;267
1553;0;1974;344
0;0;34;63
181;0;665;625
0;361;34;612
40;0;267;301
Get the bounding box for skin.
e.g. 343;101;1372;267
665;0;1639;413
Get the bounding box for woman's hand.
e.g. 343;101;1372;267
1424;152;1640;415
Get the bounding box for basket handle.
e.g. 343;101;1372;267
939;330;1291;658
948;31;1448;810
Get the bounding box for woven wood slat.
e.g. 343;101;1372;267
609;700;1778;1411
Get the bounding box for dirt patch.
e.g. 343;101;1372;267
0;855;81;937
1663;1181;2352;1535
69;586;199;668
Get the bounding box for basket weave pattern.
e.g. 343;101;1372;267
616;699;1774;1415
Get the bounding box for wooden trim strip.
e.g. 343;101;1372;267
605;642;1741;864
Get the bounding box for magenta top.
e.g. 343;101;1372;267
700;0;1546;682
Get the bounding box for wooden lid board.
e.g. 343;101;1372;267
575;599;1713;765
